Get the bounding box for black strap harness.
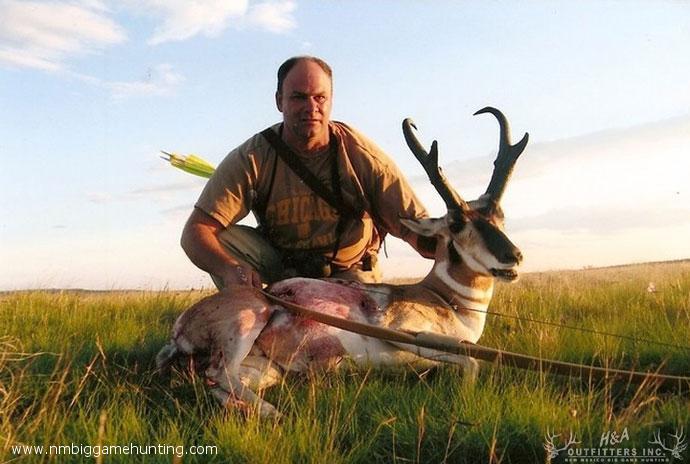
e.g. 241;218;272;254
259;126;364;262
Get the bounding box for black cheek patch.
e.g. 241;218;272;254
417;235;438;255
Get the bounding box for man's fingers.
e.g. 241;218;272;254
251;270;262;288
233;264;263;288
235;265;249;284
220;265;254;287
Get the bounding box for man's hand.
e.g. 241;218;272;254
219;263;262;288
181;209;263;289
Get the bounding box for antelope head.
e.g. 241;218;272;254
401;107;528;282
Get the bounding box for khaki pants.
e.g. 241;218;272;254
211;225;382;289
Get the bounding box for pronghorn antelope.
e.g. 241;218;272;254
157;107;529;418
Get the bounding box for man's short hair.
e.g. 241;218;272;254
277;56;333;93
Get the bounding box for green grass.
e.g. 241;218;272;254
2;262;689;463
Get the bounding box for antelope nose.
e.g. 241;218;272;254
503;248;522;264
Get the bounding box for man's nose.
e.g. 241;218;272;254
306;97;320;112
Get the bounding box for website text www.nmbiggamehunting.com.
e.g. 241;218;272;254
10;442;218;459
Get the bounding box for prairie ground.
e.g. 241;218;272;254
1;261;689;463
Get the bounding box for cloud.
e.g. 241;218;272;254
0;1;182;98
141;0;248;45
160;204;195;215
86;178;204;204
86;192;114;204
407;114;690;233
128;180;204;196
0;0;126;71
421;114;690;193
398;116;690;273
135;0;296;45
509;206;690;234
246;1;296;34
0;0;295;98
106;63;184;98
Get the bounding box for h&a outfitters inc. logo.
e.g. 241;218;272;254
543;427;687;463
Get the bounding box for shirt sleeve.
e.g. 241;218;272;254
194;146;257;227
338;123;429;248
370;155;429;244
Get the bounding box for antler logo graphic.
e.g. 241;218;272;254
544;429;580;459
649;427;687;460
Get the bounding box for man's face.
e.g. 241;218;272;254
276;60;333;147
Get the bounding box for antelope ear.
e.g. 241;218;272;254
400;217;446;236
467;193;491;212
468;194;504;218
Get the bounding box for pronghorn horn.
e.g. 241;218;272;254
474;107;529;211
402;118;469;213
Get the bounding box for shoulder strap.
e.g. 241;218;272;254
261;126;367;261
252;148;279;232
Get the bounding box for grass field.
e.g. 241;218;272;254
2;261;689;463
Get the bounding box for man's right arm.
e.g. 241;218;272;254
181;208;261;287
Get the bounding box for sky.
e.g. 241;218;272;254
1;0;689;290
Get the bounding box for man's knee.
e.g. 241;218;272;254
331;253;382;283
214;225;283;285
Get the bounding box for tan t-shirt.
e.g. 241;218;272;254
195;121;428;268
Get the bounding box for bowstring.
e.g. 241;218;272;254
465;305;690;352
359;285;690;352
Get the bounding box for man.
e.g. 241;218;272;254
182;56;434;289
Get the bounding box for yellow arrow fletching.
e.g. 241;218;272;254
161;151;216;178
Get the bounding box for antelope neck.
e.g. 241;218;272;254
423;258;495;312
418;279;491;342
418;282;458;312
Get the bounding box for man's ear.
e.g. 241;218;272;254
400;217;445;237
275;91;283;112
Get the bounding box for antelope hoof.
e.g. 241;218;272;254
210;388;282;420
463;358;479;385
257;402;282;421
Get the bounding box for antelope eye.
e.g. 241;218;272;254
449;219;466;234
